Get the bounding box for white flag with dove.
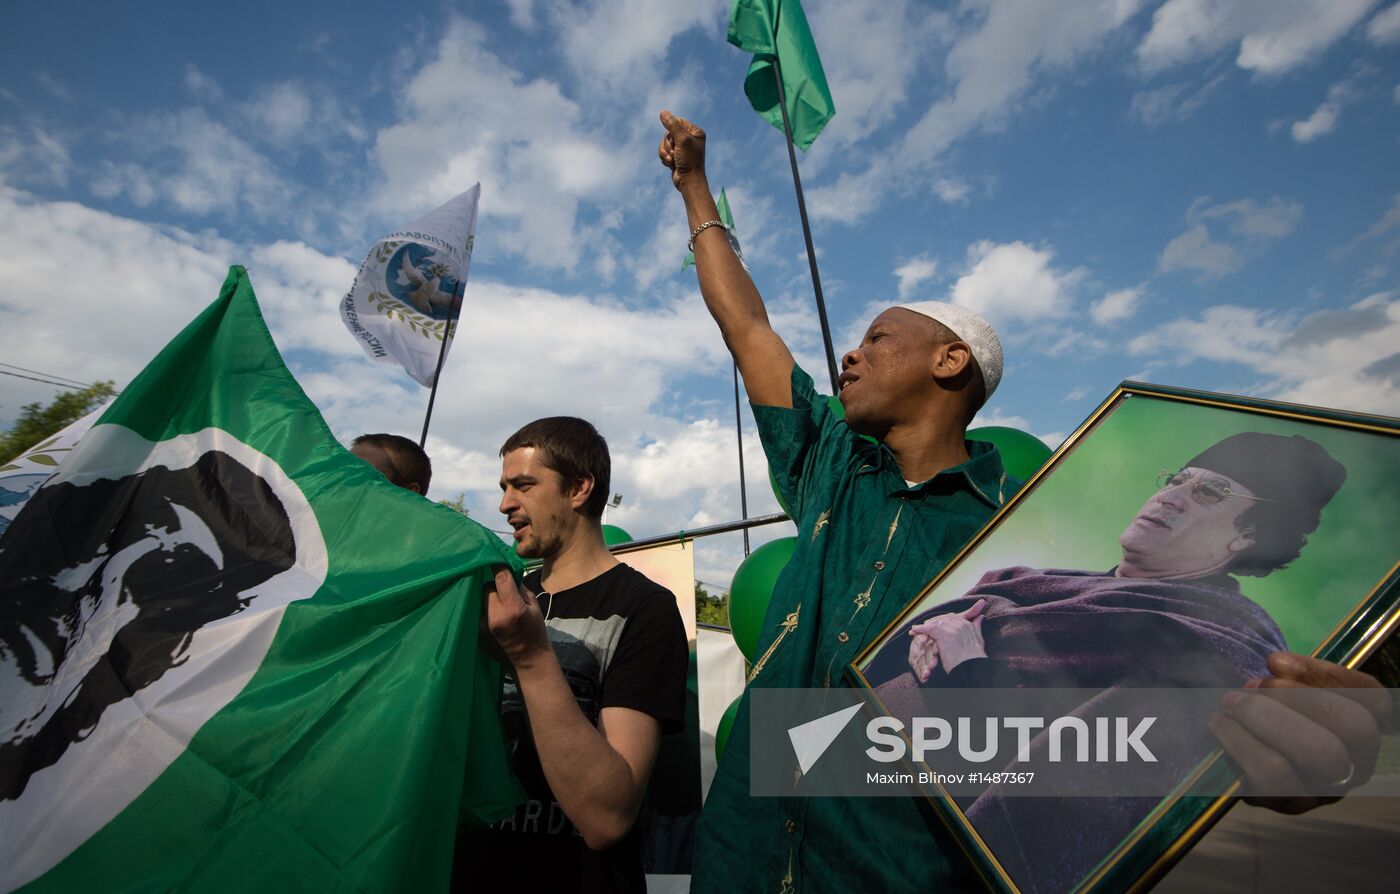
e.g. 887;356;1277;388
340;185;479;387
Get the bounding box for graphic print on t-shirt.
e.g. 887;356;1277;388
499;613;626;775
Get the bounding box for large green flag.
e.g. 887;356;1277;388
727;0;835;150
0;267;522;892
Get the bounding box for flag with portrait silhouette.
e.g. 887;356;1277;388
1;266;521;893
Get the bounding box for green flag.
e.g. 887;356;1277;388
681;188;745;272
727;0;835;150
1;267;522;892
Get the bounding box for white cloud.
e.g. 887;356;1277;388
1127;295;1400;415
0;125;71;187
608;415;786;584
894;255;939;299
1137;0;1378;76
183;65;223;103
312;277;747;533
506;0;538;31
1159;224;1243;276
1092;286;1144;325
246;241;361;358
968;409;1062;449
553;0;717;88
810;0;1145;222
625;182;780;293
246;83;313;143
1206;196;1304;238
1130;74;1227;127
91;108;289;219
1129;304;1289;367
1158;196;1303;277
1367;2;1400;43
1361;192;1400;241
33;73;72;103
371;18;633;272
0;183;784;579
1290;101;1339;142
1289;71;1368;143
969;409;1032;430
0;185;236;390
806;159;893;222
801;0;941;152
949;240;1085;322
904;0;1145;160
934;177;973;204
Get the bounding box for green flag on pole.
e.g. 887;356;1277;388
681;188;746;272
727;0;835;151
1;267;522;893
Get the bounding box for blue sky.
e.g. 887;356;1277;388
2;0;1398;582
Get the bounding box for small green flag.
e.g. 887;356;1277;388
727;0;835;150
1;267;522;892
682;188;745;272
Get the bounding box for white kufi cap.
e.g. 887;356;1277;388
894;301;1003;399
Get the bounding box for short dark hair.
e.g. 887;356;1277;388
500;417;611;518
352;433;432;494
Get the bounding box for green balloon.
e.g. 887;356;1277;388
601;524;633;546
715;694;741;763
729;536;797;662
968;426;1053;481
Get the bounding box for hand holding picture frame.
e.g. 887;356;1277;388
850;382;1400;894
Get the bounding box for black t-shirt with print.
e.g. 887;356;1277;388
454;562;688;893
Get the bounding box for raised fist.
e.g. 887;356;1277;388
658;110;707;191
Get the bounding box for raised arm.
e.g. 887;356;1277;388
659;110;795;408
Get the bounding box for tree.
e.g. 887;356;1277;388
0;381;116;464
438;492;470;515
695;581;730;627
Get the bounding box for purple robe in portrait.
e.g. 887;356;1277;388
869;567;1288;894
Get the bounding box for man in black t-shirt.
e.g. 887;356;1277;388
456;417;688;893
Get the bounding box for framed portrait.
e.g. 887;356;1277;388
849;381;1400;894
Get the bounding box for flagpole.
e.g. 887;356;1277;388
733;362;751;556
768;54;841;396
418;283;464;448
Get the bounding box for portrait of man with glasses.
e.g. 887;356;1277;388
862;431;1363;893
867;431;1347;690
